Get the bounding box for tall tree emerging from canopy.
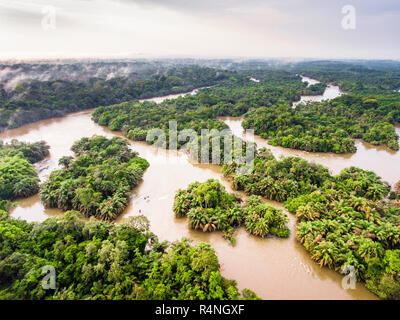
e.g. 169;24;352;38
173;179;290;244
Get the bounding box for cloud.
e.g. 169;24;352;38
0;0;399;60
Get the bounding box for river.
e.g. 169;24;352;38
0;82;385;300
292;75;343;108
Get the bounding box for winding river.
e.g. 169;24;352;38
2;78;397;300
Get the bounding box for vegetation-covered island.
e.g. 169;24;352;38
243;95;400;153
0;66;232;132
40;136;149;221
173;179;290;244
0;140;50;211
0;211;259;300
92;67;400;155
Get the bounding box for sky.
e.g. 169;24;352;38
0;0;399;60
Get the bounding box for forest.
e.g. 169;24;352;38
285;167;400;299
291;60;400;94
242;94;400;153
224;146;400;299
1;60;400;300
40;136;149;221
0;210;259;300
0;66;232;132
0;137;261;300
92;71;315;160
223;148;331;202
173;179;290;244
92;71;310;133
0;140;49;211
93;67;400;154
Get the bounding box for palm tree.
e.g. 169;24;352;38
13;177;39;198
349;196;369;212
357;239;384;262
295;221;315;244
227;207;243;226
311;241;339;268
365;184;387;201
296;204;320;222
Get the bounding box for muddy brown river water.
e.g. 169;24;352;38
2;82;396;300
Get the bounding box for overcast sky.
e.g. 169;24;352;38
0;0;399;60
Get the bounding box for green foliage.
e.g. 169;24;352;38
0;140;50;163
3;61;400;300
0;212;258;300
0;192;262;299
243;195;290;238
0;140;49;204
173;179;242;243
243;94;400;153
283;166;399;299
0;201;11;212
332;166;390;200
0;156;39;200
303;82;327;95
224;148;331;202
92;71;310;163
40;136;149;221
94;66;400;154
0;66;232;132
173;179;289;243
293;60;400;94
223;141;398;298
241;288;262;300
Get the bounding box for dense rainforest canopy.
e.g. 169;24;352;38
0;210;260;300
90;62;400;299
40;136;149;221
241;63;400;152
92;71;313;160
242;94;400;153
291;60;400;94
92;71;309;132
93;66;400;155
223;148;331;202
0;66;233;132
0;140;50;163
285;167;400;299
224;146;400;299
1;60;400;300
